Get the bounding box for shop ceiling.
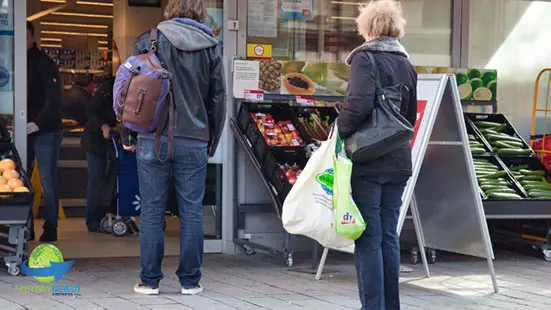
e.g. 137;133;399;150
27;0;113;49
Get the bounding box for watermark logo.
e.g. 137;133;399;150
316;168;334;196
18;244;80;297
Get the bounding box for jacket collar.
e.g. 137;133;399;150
345;37;409;65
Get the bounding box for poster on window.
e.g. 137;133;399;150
0;0;14;93
410;100;427;148
248;0;278;38
280;0;314;21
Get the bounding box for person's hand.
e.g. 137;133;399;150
26;122;39;135
101;124;110;139
123;144;136;153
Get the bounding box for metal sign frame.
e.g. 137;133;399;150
315;74;498;294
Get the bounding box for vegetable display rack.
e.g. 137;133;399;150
465;112;551;261
0;126;34;276
230;98;339;267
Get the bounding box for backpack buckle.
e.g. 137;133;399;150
150;39;158;52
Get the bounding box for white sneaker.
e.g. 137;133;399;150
181;284;203;295
134;282;159;295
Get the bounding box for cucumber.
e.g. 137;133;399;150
487;192;522;200
493;124;507;132
475;121;503;128
509;164;529;171
478;171;508;179
473;159;489;163
519;169;546;176
528;189;551;195
486;188;517;195
485;133;523;143
519;175;545;181
520;180;549;185
481;129;499;135
481;184;513;191
480;181;510;186
528;192;551;199
496;148;532;155
468;134;476;141
471;147;486;154
523;184;551;191
494;140;525;149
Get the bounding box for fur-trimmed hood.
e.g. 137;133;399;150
346;37;409;65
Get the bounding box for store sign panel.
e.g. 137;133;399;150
246;44;272;59
280;0;315;20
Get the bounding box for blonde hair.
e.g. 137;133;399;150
164;0;207;22
356;0;406;39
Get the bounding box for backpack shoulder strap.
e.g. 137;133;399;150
366;52;382;91
149;28;159;52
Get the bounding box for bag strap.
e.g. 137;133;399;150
154;91;174;162
149;28;159;52
365;52;382;92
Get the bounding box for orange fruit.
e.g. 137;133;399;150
7;178;23;189
0;159;15;172
3;170;19;180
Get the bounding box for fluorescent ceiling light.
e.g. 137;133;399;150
329;16;355;20
332;1;361;5
41;30;108;37
41;44;63;48
98;40;108;44
51;12;113;19
98;47;108;51
41;0;114;6
41;21;109;29
41;38;63;42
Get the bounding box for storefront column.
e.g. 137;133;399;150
13;0;27;168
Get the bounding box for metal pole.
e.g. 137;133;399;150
315;247;329;280
410;197;431;278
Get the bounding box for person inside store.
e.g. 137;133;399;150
26;21;63;242
131;0;226;296
62;74;91;126
81;74;118;233
337;1;417;309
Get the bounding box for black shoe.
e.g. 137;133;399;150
39;225;57;242
88;227;101;233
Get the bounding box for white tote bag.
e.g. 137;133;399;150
282;125;354;250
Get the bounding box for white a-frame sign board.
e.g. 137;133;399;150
315;74;498;294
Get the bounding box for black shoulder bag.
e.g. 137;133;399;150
344;52;414;163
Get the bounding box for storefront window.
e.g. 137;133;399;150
0;0;14;133
246;0;452;66
206;0;224;54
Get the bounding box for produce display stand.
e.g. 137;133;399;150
230;94;340;267
0;125;34;276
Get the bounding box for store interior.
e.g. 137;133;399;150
26;0;224;258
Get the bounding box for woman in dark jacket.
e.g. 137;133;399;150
81;77;117;232
131;0;226;296
338;1;417;309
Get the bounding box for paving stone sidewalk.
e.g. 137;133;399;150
1;250;550;309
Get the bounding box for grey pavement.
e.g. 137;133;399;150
1;250;550;309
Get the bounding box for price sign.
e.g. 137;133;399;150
410;100;428;147
295;95;315;106
244;89;265;101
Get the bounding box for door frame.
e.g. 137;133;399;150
14;0;27;169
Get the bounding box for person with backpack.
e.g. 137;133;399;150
337;1;417;309
114;0;226;296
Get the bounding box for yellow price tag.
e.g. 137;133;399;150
246;44;272;59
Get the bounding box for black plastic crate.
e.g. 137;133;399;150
465;116;493;155
473;155;526;199
292;106;339;143
497;156;551;200
466;113;534;157
268;149;307;203
0;142;34;223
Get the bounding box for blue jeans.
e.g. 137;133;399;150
137;138;208;289
27;130;62;228
86;152;106;230
352;174;408;310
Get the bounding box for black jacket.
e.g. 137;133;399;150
82;77;117;155
133;19;226;156
27;45;62;134
339;50;417;177
62;85;90;126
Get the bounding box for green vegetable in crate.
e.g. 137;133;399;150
519;169;546;176
510;164;529;171
481;129;499;135
496;148;532;155
487;192;522;200
486;188;517;195
480;184;512;191
298;110;331;141
519;175;545;181
478;171;507;179
480;181;510;186
485;133;523;143
468;134;476;141
528;191;551;199
493;140;525;149
471;147;486;154
475;121;503;128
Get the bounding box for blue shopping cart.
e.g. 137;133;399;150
100;136;141;237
